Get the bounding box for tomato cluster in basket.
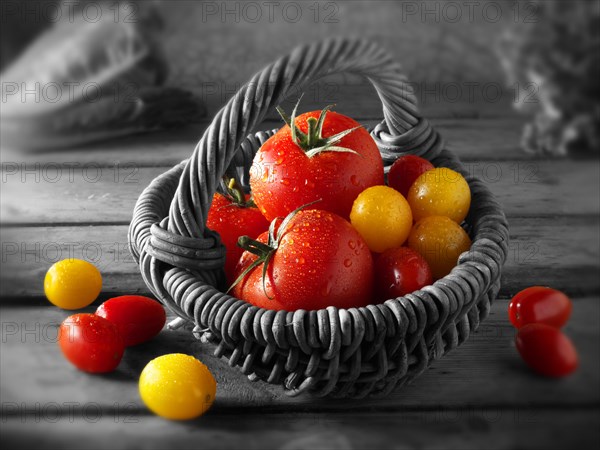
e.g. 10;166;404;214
207;101;473;311
39;100;579;424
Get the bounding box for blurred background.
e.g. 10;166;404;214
1;2;599;449
1;0;598;155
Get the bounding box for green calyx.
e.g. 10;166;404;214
227;199;321;298
221;176;256;208
276;96;362;158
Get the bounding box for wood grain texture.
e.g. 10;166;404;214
3;408;599;450
2;160;598;226
1;409;599;450
1;298;598;412
1;217;598;299
0;118;529;167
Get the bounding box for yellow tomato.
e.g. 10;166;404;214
407;167;471;223
44;259;102;309
408;216;472;279
139;354;217;420
350;185;413;253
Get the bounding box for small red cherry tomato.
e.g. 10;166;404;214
515;323;578;378
207;191;269;283
388;155;434;197
508;286;572;329
374;247;432;300
96;295;166;347
58;313;124;373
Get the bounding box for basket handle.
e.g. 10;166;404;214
150;38;442;271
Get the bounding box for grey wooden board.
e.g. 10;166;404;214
2;160;598;226
1;297;598;411
0;118;529;167
2;408;598;450
1;409;599;450
1;216;598;300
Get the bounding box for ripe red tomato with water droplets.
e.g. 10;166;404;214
207;191;269;283
58;313;124;373
232;209;373;311
250;106;384;221
508;286;572;329
374;247;432;300
96;295;166;346
515;323;578;377
388;155;434;197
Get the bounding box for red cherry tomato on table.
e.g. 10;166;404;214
388;155;435;197
58;313;124;373
207;189;269;283
508;286;572;329
96;295;166;346
374;247;433;300
250;105;384;221
232;209;374;311
515;323;578;377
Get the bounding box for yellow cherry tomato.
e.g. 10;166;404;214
350;185;413;253
407;167;471;223
139;354;216;420
408;216;472;279
44;259;102;310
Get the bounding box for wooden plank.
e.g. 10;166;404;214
1;118;531;167
2;409;598;450
1;409;598;450
2;160;597;226
1;297;598;412
1;217;598;299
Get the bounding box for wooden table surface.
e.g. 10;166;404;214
1;93;599;450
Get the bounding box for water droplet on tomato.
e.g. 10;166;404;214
296;256;305;265
320;281;333;297
343;259;352;267
348;241;356;249
280;178;290;186
350;175;359;186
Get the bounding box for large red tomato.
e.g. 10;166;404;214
206;183;269;283
232;209;374;311
250;105;384;221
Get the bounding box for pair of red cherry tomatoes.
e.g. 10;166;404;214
59;295;166;373
509;287;578;378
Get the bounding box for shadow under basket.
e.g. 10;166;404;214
128;38;509;398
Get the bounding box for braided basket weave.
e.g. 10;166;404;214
129;38;509;398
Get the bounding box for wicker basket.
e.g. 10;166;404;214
128;38;509;398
